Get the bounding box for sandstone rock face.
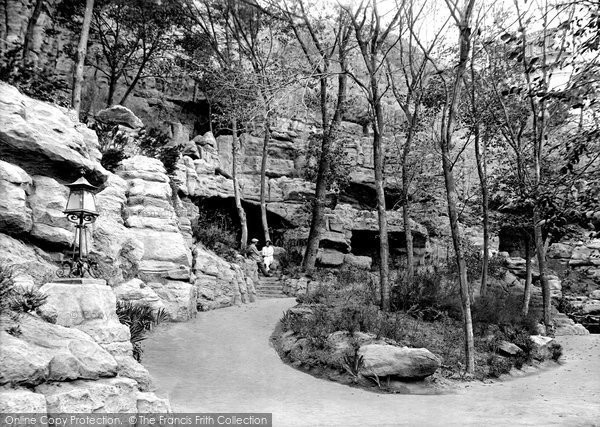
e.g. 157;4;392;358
0;160;32;234
148;280;197;322
113;278;166;314
0;387;47;413
35;377;139;413
0;315;118;386
0;233;56;286
193;246;257;311
117;156;192;275
0;82;106;183
29;175;74;247
358;344;441;379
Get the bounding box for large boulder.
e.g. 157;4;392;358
0;315;118;386
148;281;197;321
0;387;47;413
358;344;441;379
28;175;73;247
0;82;106;183
0;233;56;285
113;278;166;314
0;160;32;234
96;105;144;129
35;377;139;413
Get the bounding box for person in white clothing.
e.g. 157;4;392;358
261;240;274;272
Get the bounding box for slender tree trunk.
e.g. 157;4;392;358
106;74;117;107
22;0;44;63
533;207;551;327
474;127;489;297
375;127;390;310
522;234;532;316
402;131;414;278
441;146;475;372
303;76;331;271
72;0;94;115
438;1;476;373
259;111;271;242
232;118;248;250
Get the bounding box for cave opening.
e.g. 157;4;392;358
350;229;427;268
194;197;293;248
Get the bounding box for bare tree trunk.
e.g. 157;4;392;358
232;118;248;250
375;126;390;310
106;74;117;107
438;0;476;373
533;207;551;326
401;133;414;278
22;0;44;63
522;234;532;316
259;112;271;242
72;0;94;115
474;127;489;297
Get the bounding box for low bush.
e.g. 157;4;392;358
191;208;238;260
487;354;513;378
9;287;47;314
116;300;168;362
472;293;539;335
0;50;69;107
0;263;47;316
390;267;462;320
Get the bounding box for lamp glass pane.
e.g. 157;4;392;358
83;191;97;213
65;189;83;211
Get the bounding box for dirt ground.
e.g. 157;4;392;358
144;298;600;427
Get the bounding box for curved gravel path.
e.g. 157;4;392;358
144;298;600;426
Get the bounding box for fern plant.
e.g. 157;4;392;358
116;300;169;362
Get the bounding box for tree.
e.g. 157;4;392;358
265;0;351;272
179;0;259;250
226;1;293;243
343;0;403;311
86;0;182;106
72;0;94;114
412;0;477;372
386;0;448;278
477;0;600;324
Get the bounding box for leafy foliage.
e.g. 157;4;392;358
191;207;238;261
0;48;70;106
116;300;168;362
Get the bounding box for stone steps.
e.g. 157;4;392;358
255;275;286;299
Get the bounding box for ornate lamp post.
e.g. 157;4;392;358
57;173;100;278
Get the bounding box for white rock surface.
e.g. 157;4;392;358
358;344;441;378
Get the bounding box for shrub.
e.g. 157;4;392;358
0;49;69;106
9;287;47;314
116;300;168;362
487;354;513;378
549;342;563;362
101;148;128;172
192;208;238;260
390;268;461;319
137;127;181;175
95;123;130;172
0;263;17;316
472;293;539;335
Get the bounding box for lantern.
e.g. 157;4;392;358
57;173;100;278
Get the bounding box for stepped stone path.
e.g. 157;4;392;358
143;299;600;426
255;275;287;299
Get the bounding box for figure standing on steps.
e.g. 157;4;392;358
262;240;274;273
248;238;271;276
